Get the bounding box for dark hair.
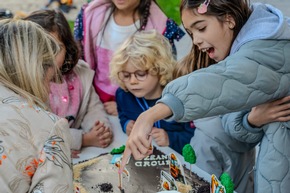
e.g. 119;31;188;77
136;0;153;30
109;0;155;31
177;0;251;74
173;44;214;79
24;9;79;74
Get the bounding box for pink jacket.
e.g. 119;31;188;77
49;60;111;150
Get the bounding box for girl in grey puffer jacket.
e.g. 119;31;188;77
122;1;290;193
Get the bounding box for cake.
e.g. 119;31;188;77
73;147;210;193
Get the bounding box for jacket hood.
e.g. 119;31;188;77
231;3;290;54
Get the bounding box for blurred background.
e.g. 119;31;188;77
1;0;288;24
1;0;288;60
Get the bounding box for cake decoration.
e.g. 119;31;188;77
160;170;178;191
182;144;196;176
220;172;234;193
211;174;226;193
169;153;187;185
115;161;129;192
110;145;125;154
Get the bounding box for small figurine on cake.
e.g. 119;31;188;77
167;153;193;193
169;153;187;184
211;172;235;193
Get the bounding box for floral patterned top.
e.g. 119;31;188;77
0;84;73;193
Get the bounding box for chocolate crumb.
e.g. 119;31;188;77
98;183;113;192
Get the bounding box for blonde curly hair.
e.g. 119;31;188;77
110;30;176;91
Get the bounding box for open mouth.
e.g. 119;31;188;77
201;47;215;59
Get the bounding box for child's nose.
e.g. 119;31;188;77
129;74;138;83
193;35;202;46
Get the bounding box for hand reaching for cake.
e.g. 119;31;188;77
120;103;173;173
82;121;113;148
151;127;169;147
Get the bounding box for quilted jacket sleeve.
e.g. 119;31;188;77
222;111;264;144
158;40;290;122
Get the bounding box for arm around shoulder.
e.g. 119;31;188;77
222;111;264;144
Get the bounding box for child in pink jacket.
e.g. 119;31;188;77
25;9;113;157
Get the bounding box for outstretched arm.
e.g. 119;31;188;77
120;103;172;171
159;46;290;123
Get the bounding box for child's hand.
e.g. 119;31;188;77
248;95;290;127
97;126;113;148
151;127;169;147
104;101;118;116
71;150;81;158
82;121;113;148
126;120;135;136
94;121;113;147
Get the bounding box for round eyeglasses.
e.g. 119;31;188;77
118;70;148;82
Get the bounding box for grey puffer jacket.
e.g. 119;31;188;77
222;110;290;193
158;3;290;193
191;116;256;193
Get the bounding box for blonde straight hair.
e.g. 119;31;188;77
0;19;60;109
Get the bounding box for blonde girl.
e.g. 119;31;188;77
0;19;73;192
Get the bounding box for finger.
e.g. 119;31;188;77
150;132;157;139
71;153;80;158
93;123;105;131
119;147;131;174
275;109;290;119
102;126;110;133
71;150;81;158
95;127;106;136
146;135;153;154
135;134;153;155
95;121;105;127
150;128;159;135
153;137;160;145
99;132;111;140
94;120;100;126
101;138;112;147
275;95;290;105
104;102;111;107
278;102;290;111
277;115;290;122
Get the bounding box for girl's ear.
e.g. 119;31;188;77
225;14;236;29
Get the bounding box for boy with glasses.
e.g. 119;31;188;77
110;30;195;154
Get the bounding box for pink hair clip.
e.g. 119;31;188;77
198;0;211;14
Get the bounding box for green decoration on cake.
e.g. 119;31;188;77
182;144;196;164
182;144;196;177
220;172;235;193
110;145;125;154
